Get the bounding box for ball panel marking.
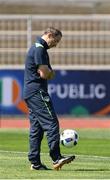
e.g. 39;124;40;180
60;129;78;148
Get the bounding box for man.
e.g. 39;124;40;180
23;27;75;170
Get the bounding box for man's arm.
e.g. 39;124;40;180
37;65;55;80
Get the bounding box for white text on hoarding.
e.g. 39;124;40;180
48;84;106;99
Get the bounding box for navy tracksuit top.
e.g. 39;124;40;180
23;37;52;99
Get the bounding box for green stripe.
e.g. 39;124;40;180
40;90;53;119
35;43;44;48
0;80;2;103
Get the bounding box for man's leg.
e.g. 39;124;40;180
25;100;44;165
37;91;75;170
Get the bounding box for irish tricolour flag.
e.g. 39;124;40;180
0;77;20;106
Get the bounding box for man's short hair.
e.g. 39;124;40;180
43;27;62;38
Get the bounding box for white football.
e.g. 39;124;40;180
60;129;78;148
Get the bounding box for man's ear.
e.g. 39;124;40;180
47;33;53;38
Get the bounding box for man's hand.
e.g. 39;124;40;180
47;70;55;80
37;65;55;80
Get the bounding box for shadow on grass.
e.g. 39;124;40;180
63;168;110;172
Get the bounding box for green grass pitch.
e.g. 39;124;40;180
0;128;110;179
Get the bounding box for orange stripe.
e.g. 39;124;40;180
17;100;28;114
94;105;110;115
12;80;19;104
1;118;110;128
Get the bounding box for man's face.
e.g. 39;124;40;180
47;35;62;48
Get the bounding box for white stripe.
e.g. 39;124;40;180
2;77;13;106
1;64;110;70
0;150;110;160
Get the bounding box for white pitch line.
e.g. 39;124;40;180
0;150;27;154
0;150;47;155
0;150;110;160
77;154;110;160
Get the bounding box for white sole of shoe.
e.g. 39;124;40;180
53;156;75;171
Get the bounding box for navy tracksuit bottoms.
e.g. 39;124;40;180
25;89;61;164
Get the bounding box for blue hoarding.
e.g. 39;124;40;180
0;69;110;116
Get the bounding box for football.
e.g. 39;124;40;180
60;129;78;148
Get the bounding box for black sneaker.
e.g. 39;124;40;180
53;155;75;170
31;164;51;170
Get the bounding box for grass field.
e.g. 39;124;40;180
0;128;110;179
